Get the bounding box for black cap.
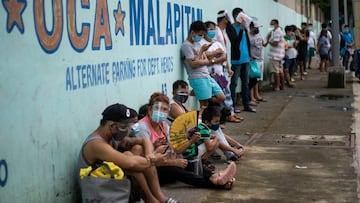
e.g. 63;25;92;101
102;103;137;123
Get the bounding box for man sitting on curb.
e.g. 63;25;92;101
77;103;178;203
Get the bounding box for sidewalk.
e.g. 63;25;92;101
163;68;359;203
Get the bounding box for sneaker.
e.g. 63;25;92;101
211;151;222;160
234;109;241;113
227;154;239;161
294;72;298;76
303;71;308;76
243;107;256;113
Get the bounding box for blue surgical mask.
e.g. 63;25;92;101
207;30;216;39
209;122;220;131
129;123;140;137
151;111;168;123
343;29;349;33
192;35;203;42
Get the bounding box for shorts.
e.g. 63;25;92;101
320;54;328;60
269;58;283;74
189;77;223;101
308;47;315;57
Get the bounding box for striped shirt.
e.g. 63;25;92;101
268;27;285;60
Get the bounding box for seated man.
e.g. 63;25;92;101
77;103;178;203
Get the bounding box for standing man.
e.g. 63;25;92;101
340;24;354;73
307;23;317;69
225;8;256;113
181;21;225;110
264;19;286;91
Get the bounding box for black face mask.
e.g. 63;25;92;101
253;28;259;34
175;93;189;104
112;128;130;141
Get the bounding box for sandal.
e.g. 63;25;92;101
233;115;244;120
227;115;242;123
165;197;179;203
249;101;257;106
256;98;267;102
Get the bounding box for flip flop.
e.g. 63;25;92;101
227;115;242;123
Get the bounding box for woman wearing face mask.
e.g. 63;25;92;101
137;92;236;189
249;21;266;105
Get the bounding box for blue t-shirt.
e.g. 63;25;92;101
239;31;250;64
231;25;250;64
341;32;352;45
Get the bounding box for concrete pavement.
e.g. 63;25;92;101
162;68;359;203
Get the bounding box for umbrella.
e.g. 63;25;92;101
169;110;199;153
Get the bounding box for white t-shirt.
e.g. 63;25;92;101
214;26;227;51
200;39;225;76
284;36;298;59
181;40;210;80
307;31;316;48
249;33;264;60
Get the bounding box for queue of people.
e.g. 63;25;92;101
77;7;354;203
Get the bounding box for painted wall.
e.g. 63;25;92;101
0;0;320;202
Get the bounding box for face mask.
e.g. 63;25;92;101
151;111;168;123
209;122;220;131
192;35;203;42
268;25;275;31
307;27;313;31
253;28;259;34
207;30;216;39
175;92;189;103
113;127;130;140
343;29;349;33
129;123;140;137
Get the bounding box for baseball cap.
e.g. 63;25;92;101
102;103;138;123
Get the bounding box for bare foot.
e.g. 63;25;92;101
209;162;236;186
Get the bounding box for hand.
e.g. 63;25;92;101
227;69;234;77
200;43;212;53
149;152;167;165
175;158;188;168
190;132;201;144
155;145;168;154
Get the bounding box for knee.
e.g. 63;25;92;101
131;144;144;156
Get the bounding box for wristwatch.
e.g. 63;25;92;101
211;59;215;64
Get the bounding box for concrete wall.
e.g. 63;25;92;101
0;0;321;202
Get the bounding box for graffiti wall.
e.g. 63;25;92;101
0;0;317;202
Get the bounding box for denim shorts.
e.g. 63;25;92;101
189;77;223;100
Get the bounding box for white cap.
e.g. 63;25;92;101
252;21;262;28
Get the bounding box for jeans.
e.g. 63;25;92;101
223;83;235;115
343;50;350;70
230;63;250;108
285;58;296;77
